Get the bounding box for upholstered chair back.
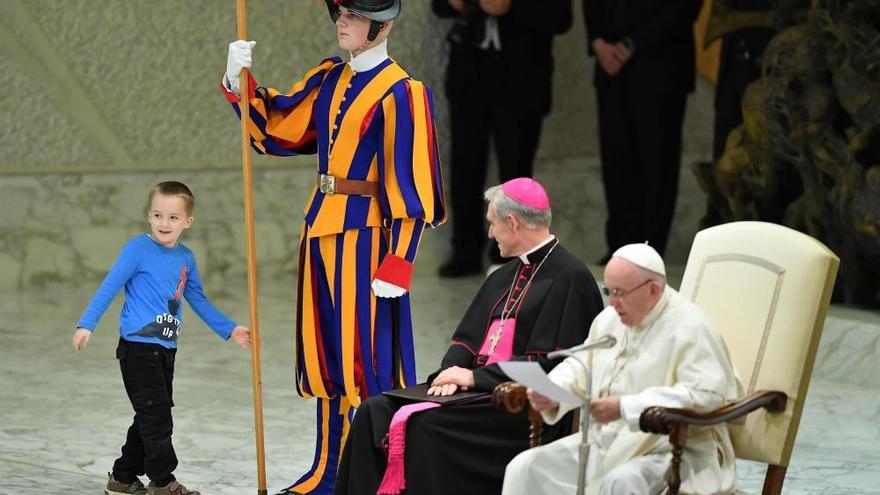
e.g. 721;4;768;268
678;221;839;466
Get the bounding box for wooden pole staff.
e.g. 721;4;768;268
235;0;268;493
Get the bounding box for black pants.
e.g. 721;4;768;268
447;49;544;265
112;338;177;486
706;52;764;227
597;81;688;255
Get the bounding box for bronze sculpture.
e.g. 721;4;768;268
697;0;880;307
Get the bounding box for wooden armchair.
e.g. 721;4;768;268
639;221;838;494
494;221;839;494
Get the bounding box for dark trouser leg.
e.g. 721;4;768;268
628;88;687;255
114;339;177;487
714;54;762;162
709;57;759;227
447;68;492;266
333;396;398;495
597;82;641;254
493;105;543;183
713;90;743;162
112;419;145;484
489;105;544;263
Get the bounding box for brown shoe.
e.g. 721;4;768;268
146;480;200;495
105;472;146;495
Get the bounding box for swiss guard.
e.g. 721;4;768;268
221;0;446;493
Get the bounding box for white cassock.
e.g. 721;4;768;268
503;287;741;495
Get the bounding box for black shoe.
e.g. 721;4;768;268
438;257;482;278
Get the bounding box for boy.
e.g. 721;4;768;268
73;181;251;495
222;1;445;494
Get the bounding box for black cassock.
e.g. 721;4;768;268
334;240;604;495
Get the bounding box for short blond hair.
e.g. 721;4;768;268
148;181;194;215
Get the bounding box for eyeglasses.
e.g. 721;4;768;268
602;279;653;298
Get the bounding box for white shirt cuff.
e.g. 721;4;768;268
619;394;643;431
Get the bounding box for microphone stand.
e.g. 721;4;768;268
574;357;592;495
545;335;614;494
556;352;591;495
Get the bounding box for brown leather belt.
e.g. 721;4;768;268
318;173;379;197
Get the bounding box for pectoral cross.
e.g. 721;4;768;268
488;325;504;354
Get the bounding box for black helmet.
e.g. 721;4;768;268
325;0;401;23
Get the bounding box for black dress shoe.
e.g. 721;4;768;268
438;257;482;278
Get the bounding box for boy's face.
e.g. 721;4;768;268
336;7;373;52
147;194;193;248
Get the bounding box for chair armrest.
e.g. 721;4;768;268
639;391;787;495
639;390;788;435
493;381;545;448
492;381;529;413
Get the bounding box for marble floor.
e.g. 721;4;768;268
1;248;878;494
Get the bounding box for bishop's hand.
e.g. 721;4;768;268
427;366;475;396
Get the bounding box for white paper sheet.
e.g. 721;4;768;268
498;361;582;406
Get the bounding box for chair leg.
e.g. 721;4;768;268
762;464;787;495
528;407;543;448
665;425;688;495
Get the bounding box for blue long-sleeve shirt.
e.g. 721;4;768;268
77;235;237;349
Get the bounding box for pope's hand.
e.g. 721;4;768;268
589;395;621;423
226;40;256;94
527;388;557;412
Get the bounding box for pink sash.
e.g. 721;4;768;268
477;318;516;364
376;401;442;494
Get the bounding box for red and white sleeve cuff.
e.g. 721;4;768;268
220;71;258;103
373;254;413;292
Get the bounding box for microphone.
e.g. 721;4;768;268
547;335;617;359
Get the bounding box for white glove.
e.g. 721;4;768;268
225;40;256;95
371;279;406;298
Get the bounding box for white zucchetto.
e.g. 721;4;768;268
612;243;666;277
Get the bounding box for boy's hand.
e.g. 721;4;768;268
73;328;92;351
230;326;251;349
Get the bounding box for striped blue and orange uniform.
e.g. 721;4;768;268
224;55;445;494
